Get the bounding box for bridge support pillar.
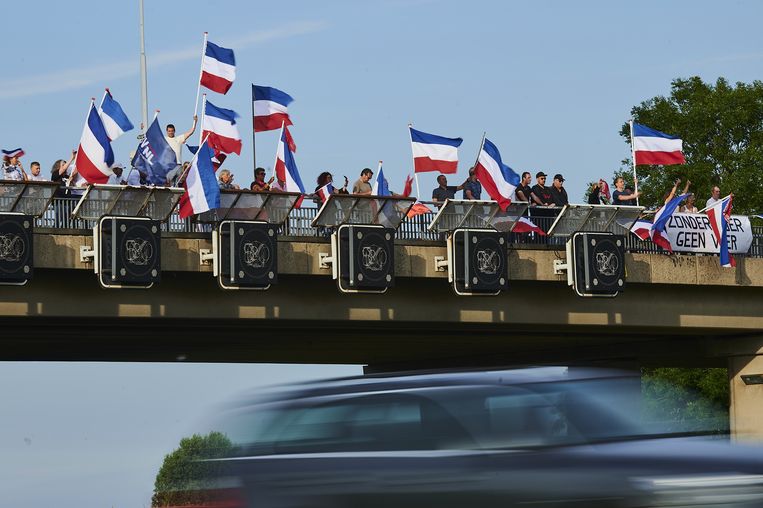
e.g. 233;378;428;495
728;339;763;442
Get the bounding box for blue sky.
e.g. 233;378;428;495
2;1;762;200
2;1;763;507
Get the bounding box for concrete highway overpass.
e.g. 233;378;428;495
2;229;763;439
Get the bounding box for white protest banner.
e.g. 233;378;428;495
663;213;752;254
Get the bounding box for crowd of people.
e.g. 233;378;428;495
2;122;727;217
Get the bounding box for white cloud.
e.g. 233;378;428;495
0;20;328;100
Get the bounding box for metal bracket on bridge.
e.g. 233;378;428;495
319;253;334;270
199;232;218;277
80;245;96;263
553;259;568;275
434;256;449;272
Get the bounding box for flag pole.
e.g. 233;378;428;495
198;94;207;146
473;131;486;175
138;0;148;134
193;32;208;118
100;88;109;109
251;84;257;179
408;124;420;199
629;119;639;207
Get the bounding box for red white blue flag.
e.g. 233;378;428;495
632;122;685;166
409;126;462;174
315;182;334;203
253;85;293;132
202;100;242;155
707;195;735;267
274;124;305;206
76;101;114;184
200;40;236;95
513;217;546;235
179;140;220;219
474;138;520;211
2;148;24;160
630;219;653;241
633;192;689;251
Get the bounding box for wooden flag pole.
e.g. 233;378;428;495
193;32;208;118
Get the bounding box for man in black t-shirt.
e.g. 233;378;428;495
515;171;533;203
530;172;554;206
432;174;465;204
549;173;569;206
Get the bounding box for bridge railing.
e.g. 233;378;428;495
34;197;763;258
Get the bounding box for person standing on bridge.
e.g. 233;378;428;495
352;168;374;196
706;185;721;208
612;176;640;206
530;172;554;206
165;116;198;166
549;173;568;206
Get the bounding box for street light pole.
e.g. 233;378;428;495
138;0;148;135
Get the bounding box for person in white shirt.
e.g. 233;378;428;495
28;161;47;181
165;116;198;166
705;186;721;208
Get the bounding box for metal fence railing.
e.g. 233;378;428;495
32;197;763;258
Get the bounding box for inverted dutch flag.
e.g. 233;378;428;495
75;102;114;184
632;122;685;166
202;100;242;155
275;125;306;206
630;218;653;241
474;138;520;211
409;127;462;174
650;192;690;251
99;89;134;141
179;141;220;219
316;182;334;203
707;195;735;267
2;148;24;159
513;216;546;236
253;85;293;132
371;163;391;196
200;40;236;95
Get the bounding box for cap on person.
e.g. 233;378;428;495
536;171;547;178
553;173;564;182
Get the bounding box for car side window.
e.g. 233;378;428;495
270;393;472;453
481;391;570;448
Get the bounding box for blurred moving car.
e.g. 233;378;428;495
200;367;763;507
